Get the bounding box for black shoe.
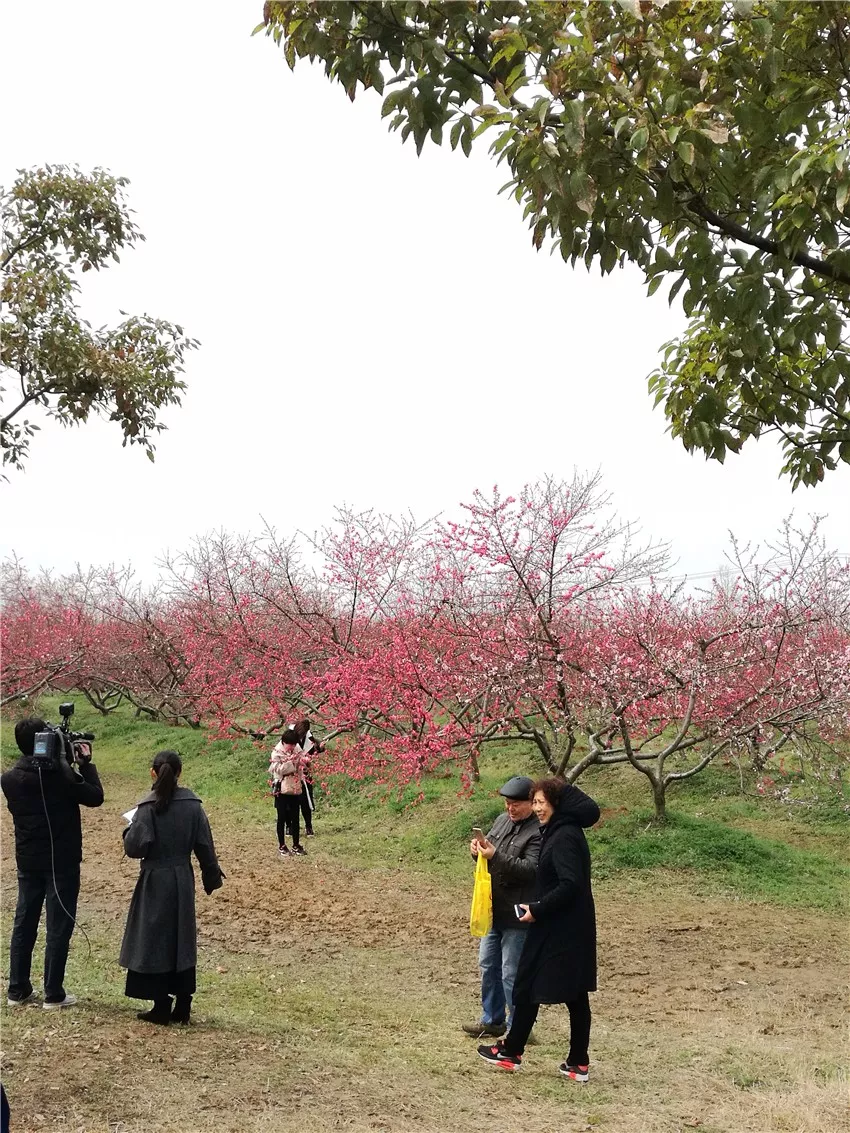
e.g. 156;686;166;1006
305;828;315;836
292;844;307;855
172;994;192;1025
558;1062;589;1083
137;997;172;1025
477;1041;522;1071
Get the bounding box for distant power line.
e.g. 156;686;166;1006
626;551;850;589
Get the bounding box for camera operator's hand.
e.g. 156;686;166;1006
58;753;78;783
75;743;93;765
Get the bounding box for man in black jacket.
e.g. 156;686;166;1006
462;775;541;1038
2;717;104;1008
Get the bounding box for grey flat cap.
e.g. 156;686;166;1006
499;775;534;800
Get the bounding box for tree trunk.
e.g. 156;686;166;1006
651;778;668;824
554;731;576;776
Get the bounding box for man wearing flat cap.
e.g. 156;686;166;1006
463;775;540;1038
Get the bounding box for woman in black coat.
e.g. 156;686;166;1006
478;776;599;1080
120;750;223;1026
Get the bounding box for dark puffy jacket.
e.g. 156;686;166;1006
1;756;104;871
486;811;542;928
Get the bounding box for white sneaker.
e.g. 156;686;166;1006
43;994;77;1010
7;991;38;1007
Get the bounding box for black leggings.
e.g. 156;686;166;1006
503;993;591;1064
274;794;301;846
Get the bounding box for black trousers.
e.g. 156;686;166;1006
8;867;80;1003
299;780;315;832
274;794;301;846
503;993;592;1065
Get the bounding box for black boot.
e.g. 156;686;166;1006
137;997;172;1025
172;994;192;1025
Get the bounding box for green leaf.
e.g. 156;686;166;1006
504;62;527;91
630;126;649;152
677;141;695;166
824;319;842;351
600;244;617;274
461;119;472;158
381;91;402;118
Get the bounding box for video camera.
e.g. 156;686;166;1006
31;703;96;772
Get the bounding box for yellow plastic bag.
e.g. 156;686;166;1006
469;851;493;938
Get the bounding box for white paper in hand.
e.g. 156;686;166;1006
122;807;138;824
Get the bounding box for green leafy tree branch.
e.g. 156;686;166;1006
1;165;198;472
258;0;850;486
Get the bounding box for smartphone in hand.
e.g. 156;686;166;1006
472;827;486;842
514;904;527;919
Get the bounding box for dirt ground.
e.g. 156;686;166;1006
1;802;846;1133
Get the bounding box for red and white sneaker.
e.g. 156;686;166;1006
477;1042;522;1071
559;1062;589;1083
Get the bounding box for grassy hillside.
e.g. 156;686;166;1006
3;696;847;911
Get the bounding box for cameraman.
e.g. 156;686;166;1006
2;716;104;1008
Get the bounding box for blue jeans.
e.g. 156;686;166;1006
478;926;527;1026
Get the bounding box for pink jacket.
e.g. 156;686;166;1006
268;742;303;796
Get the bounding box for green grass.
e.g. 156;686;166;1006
3;696;848;910
590;808;849;911
1;695;268;805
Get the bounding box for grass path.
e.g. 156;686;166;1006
1;771;846;1133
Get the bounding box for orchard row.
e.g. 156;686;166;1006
3;475;848;819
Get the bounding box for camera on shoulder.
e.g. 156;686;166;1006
31;703;96;772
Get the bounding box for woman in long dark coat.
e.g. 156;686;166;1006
120;750;223;1026
478;776;599;1080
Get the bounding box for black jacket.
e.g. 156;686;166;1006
513;784;600;1005
1;755;104;872
485;811;541;928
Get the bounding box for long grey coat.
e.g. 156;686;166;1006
119;787;223;975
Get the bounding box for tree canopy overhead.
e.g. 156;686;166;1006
259;1;850;487
1;166;197;472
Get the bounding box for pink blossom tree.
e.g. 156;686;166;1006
0;559;95;708
562;520;850;821
429;472;669;774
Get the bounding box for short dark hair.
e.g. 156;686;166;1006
15;717;47;756
531;777;567;809
281;728;299;745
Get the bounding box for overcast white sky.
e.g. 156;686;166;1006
2;1;848;582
